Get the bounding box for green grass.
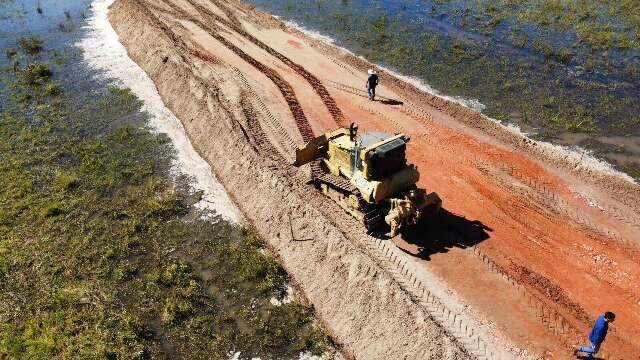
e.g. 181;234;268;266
18;36;44;55
494;0;640;50
0;47;331;359
22;62;52;84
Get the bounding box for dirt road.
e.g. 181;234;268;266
109;0;640;358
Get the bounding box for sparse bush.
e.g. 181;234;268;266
106;86;143;112
22;62;51;84
45;82;62;96
5;47;18;59
532;39;554;58
161;296;194;325
55;172;79;190
41;203;63;218
556;48;574;64
18;36;43;55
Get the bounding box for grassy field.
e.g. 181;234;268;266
0;39;331;359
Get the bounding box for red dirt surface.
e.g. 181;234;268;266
114;0;640;358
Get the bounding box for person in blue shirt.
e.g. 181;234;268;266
574;312;615;357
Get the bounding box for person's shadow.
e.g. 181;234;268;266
379;98;404;105
394;208;492;260
576;356;604;360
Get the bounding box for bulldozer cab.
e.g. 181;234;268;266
358;131;408;181
295;123;411;183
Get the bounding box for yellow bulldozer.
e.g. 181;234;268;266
295;123;441;237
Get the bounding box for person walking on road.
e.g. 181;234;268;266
574;312;615;358
366;69;379;101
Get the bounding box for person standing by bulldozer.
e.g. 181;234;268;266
366;69;379;101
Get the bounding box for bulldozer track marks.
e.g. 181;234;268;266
186;0;347;127
202;26;316;142
477;161;635;247
468;244;622;359
154;0;315;143
231;67;299;150
207;0;242;28
325;80;435;139
142;3;513;355
135;2;636;358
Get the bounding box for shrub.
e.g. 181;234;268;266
41;203;63;218
55;172;79;191
18;36;43;55
5;48;18;59
22;63;52;85
45;82;62;96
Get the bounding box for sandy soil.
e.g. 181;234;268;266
108;0;640;358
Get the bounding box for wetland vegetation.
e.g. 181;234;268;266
248;0;640;181
0;1;332;358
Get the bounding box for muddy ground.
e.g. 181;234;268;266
108;0;640;358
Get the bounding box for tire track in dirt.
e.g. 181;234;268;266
206;0;242;28
202;28;316;142
135;2;519;357
191;0;348;127
469;244;631;360
157;0;317;143
232;67;299;151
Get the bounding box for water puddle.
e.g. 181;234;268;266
78;0;242;222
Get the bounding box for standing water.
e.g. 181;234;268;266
79;0;242;222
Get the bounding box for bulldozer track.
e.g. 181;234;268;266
207;31;316;142
467;243;623;360
152;0;313;144
325;80;432;138
231;67;300;150
159;0;317;143
207;0;242;28
476;161;631;245
314;173;357;194
306;196;510;359
187;0;348;127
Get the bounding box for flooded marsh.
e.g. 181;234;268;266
0;0;332;358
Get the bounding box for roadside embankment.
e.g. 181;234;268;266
108;0;471;358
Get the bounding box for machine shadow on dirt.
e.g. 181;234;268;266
395;209;492;260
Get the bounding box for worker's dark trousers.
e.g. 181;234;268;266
367;86;376;100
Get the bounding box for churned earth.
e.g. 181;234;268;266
108;0;640;358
